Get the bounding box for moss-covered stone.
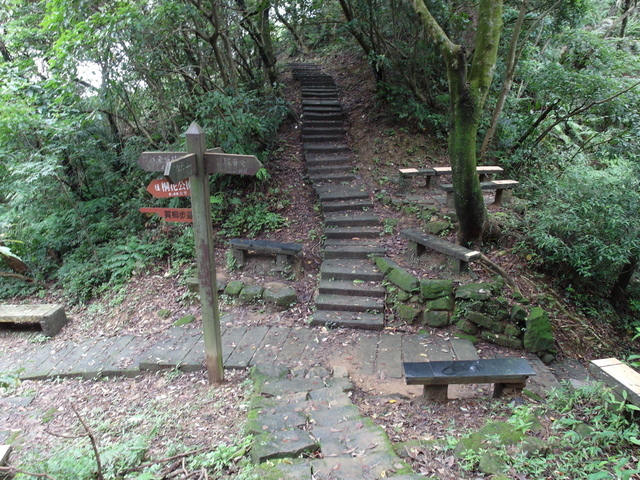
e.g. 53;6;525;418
239;285;264;302
263;282;297;308
425;296;454;311
224;279;245;296
504;324;522;338
396;304;421;323
454;333;478;344
375;256;399;275
481;331;523;349
455;421;524;458
467;311;504;333
524;307;555;354
455;283;493;300
424;220;450;235
387;267;420;292
456;318;479;335
479;453;507;475
174;315;195;326
420;279;454;300
423;310;450;327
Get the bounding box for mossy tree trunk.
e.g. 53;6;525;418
413;0;503;246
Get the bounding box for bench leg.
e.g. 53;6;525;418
494;189;504;206
423;385;449;403
232;248;245;267
425;176;432;189
458;260;469;273
493;381;527;398
446;191;454;208
408;241;426;258
275;254;290;272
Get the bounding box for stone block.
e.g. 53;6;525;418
396;304;420;323
455;283;493;300
456;318;479;335
239;285;264;302
467;311;504;333
524;307;555;354
424;296;454;311
224;280;245;296
0;304;68;337
375;257;399;275
504;324;522;338
263;282;297;308
424;221;450;235
423;310;450;327
480;331;523;349
386;268;420;293
420;279;454;300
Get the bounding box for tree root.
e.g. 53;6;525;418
477;253;523;297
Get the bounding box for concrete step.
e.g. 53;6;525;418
302;134;344;143
315;294;384;313
324;243;385;259
321;199;374;212
315;184;369;202
305;143;349;155
305;154;352;166
302;100;342;106
325;226;381;240
302;112;344;121
324;213;380;227
309;173;357;184
303;106;343;114
320;259;383;281
318;279;386;298
310;310;384;330
303;120;344;129
308;165;352;176
302;127;346;135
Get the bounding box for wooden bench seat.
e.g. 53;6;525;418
404;358;536;402
228;239;303;272
400;228;480;272
0;304;68;337
399;165;504;190
440;179;519;206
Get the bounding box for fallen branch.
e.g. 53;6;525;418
477;253;523;298
70;403;104;480
0;272;35;283
0;466;56;479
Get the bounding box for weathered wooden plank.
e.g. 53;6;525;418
277;327;313;365
221;326;248;364
250;327;293;367
103;336;151;377
48;338;100;377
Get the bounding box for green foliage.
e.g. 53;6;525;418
523;160;640;293
450;383;640;479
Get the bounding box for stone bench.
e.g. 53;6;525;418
440;180;519;207
399;166;504;190
400;228;480;272
404;358;536;402
228;239;303;272
588;358;640;407
0;304;68;337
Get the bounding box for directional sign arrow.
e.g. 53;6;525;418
139;207;193;222
137;151;188;172
146;179;191;198
164;153;196;184
204;152;263;176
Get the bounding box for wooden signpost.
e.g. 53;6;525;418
138;122;264;384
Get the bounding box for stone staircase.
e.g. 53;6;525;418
291;63;386;330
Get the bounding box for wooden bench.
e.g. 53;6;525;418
399;166;504;191
440;179;519;207
404;358;536;402
0;304;68;337
228;239;303;272
400;228;480;272
588;358;640;407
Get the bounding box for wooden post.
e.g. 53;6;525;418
185;122;224;384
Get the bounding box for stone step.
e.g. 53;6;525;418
321;199;374;212
318;279;386;298
315;184;369;202
302;134;344;143
303;121;344;129
310;310;384;331
302;112;344;121
305;154;351;166
303;106;343;114
325;226;381;240
315;294;384;313
320;259;383;281
305;143;349;155
324;213;380;227
307;165;352;176
302;99;342;106
324;243;385;259
301;93;339;100
302;127;346;135
309;173;357;184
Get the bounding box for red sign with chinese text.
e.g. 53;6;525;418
146;179;191;198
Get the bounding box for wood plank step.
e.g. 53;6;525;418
324;213;379;227
318;279;386;298
323;243;385;259
320;259;383;281
315;294;384;313
310;310;384;331
325;226;381;239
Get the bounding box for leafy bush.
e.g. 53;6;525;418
524;160;640;293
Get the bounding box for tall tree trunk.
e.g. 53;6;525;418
611;256;637;310
414;0;503;246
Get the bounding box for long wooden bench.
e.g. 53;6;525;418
228;239;303;272
399;166;504;191
404;358;536;402
440;179;519;207
0;304;68;337
400;228;480;272
588;358;640;407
